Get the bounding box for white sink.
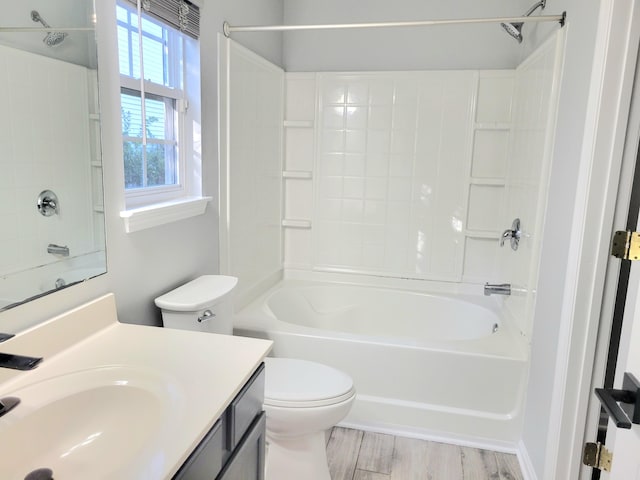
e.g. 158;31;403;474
0;366;185;479
0;293;272;479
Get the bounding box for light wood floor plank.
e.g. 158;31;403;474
495;452;523;480
460;447;500;480
326;427;524;480
354;470;391;480
390;436;432;480
356;431;395;474
327;427;364;480
425;441;464;479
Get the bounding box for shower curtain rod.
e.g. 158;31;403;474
223;12;566;37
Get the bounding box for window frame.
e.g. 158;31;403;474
116;0;192;208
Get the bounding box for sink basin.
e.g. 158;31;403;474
0;366;185;479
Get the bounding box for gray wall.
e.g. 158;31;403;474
282;0;532;71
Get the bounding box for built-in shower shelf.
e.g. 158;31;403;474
465;230;500;239
283;170;313;179
282;219;312;229
89;113;100;121
93;205;105;213
474;122;511;130
469;177;505;186
284;120;314;128
91;161;103;168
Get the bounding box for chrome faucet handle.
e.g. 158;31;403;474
500;229;513;246
37;190;60;217
499;218;521;251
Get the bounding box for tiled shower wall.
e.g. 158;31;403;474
283;70;515;282
0;45;99;277
220;40;284;303
500;33;564;338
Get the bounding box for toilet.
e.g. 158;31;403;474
154;275;356;480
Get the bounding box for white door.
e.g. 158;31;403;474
597;235;640;479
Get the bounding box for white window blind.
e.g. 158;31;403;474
122;0;200;39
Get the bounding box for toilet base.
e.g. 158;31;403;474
265;431;331;480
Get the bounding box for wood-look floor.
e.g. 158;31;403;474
326;427;524;480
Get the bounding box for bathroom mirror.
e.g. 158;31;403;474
0;0;106;311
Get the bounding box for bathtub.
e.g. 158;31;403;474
234;277;528;449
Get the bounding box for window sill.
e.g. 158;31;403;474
120;196;212;233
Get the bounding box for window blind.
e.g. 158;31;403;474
124;0;200;39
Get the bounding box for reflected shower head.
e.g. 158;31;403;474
30;10;67;47
500;0;546;43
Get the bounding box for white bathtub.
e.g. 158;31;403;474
234;278;528;449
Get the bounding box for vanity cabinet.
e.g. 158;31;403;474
173;363;266;480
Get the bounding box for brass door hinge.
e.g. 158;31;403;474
611;230;640;260
583;442;612;472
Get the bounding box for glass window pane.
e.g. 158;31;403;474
121;92;143;138
141;17;163;38
144;96;168;140
116;5;128;22
146;143;177;187
141;35;166;85
123;140;144;189
131;31;141;79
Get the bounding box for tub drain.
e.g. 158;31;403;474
24;467;53;480
492;323;499;333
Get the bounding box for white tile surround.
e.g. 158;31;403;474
219;39;285;303
283;70;515;283
282;33;563;339
223;33;563;341
0;45;101;278
500;33;564;338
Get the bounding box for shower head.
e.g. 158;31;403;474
501;21;524;43
43;31;67;47
30;10;67;47
500;0;546;43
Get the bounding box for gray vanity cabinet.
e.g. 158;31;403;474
173;363;266;480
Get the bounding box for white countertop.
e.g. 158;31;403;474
0;293;273;479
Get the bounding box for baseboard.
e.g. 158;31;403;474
338;419;520;455
517;440;538;480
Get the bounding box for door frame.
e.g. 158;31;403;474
544;2;640;479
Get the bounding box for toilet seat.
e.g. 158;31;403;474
264;357;355;408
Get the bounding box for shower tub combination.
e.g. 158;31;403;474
234;277;528;448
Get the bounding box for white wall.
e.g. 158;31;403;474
0;0;284;333
282;0;534;71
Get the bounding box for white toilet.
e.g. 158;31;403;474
154;275;356;480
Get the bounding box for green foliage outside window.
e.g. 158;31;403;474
122;108;166;189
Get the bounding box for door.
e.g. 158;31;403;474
594;243;640;478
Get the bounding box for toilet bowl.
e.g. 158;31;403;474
263;357;355;480
154;276;356;480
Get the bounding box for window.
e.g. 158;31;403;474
116;0;200;210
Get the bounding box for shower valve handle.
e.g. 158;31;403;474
500;218;521;251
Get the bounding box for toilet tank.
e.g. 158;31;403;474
154;275;238;335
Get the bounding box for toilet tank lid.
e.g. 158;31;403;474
154;275;238;311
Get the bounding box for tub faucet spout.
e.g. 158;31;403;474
484;283;511;296
47;244;69;256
